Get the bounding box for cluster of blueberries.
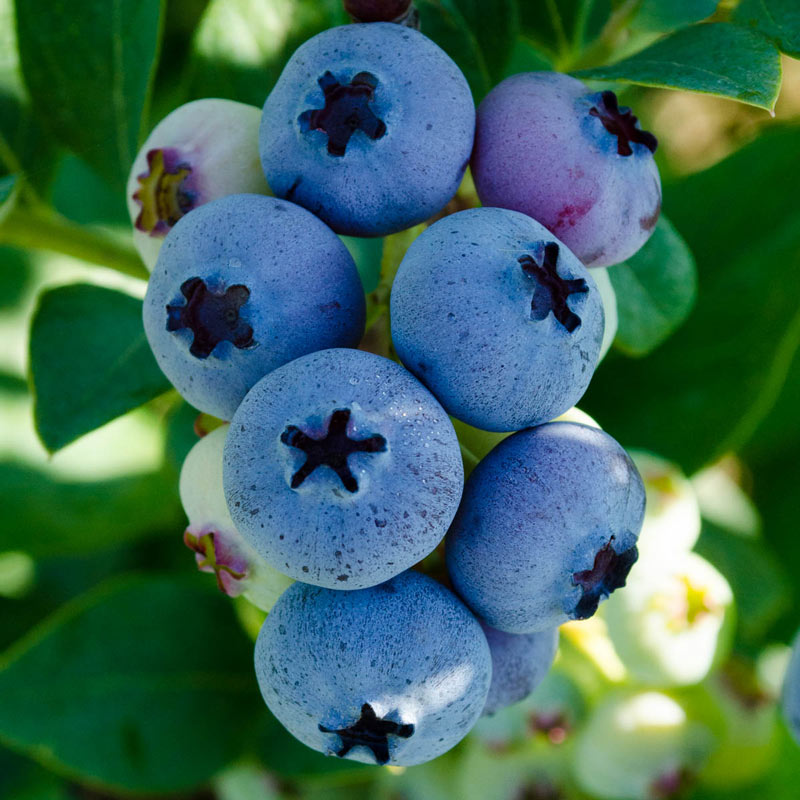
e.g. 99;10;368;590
134;17;661;767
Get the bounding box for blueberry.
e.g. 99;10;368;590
390;207;604;432
783;629;800;745
259;23;474;237
254;570;491;766
223;348;463;589
481;624;559;716
143;194;365;420
127;99;270;271
446;421;645;632
179;425;294;611
471;73;661;268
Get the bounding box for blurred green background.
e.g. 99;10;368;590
1;0;800;798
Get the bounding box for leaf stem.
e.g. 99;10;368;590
0;205;148;280
566;0;642;71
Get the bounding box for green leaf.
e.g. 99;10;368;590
734;0;800;58
29;284;172;452
582;126;800;473
0;174;16;225
0;173;15;205
631;0;718;33
502;37;553;77
416;0;491;100
14;0;165;191
0;461;182;557
0;574;261;794
190;0;346;106
575;23;782;112
609;215;697;356
254;712;370;779
450;0;519;84
519;0;606;61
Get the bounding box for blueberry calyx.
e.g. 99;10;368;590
519;243;588;333
281;408;387;493
133;148;195;235
571;539;638;619
299;71;387;157
588;90;658;157
650;767;694;799
166;277;254;359
318;702;414;764
183;530;247;594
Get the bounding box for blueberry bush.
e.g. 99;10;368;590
1;0;800;798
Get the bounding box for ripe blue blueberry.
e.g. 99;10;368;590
471;72;661;268
223;348;463;589
783;629;800;745
143;194;365;420
254;570;492;766
446;421;645;633
259;23;474;236
390;207;604;432
127;99;269;271
481;625;559;716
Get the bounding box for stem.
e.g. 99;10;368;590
0;205;148;280
566;0;642;71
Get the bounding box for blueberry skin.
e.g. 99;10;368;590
783;629;800;745
255;571;491;766
471;72;661;268
446;422;645;633
143;194;365;420
390;207;604;432
481;625;559;716
259;23;474;237
223;348;463;589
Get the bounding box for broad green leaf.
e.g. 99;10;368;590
746;448;800;641
582;126;800;473
734;0;800;58
191;0;346;106
0;746;70;800
0;174;16;225
451;0;519;84
254;712;370;779
29;284;172;452
502;37;553;78
416;0;491;100
695;521;790;644
0;461;182;557
576;23;782;111
14;0;164;191
0;173;15;205
631;0;718;33
743;342;800;464
0;575;260;794
609;215;697;356
519;0;608;61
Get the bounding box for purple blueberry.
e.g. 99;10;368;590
446;421;645;633
783;628;800;745
255;570;491;766
390;207;604;432
142;194;365;420
259;23;474;236
481;625;559;716
471;72;661;268
223;348;463;589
